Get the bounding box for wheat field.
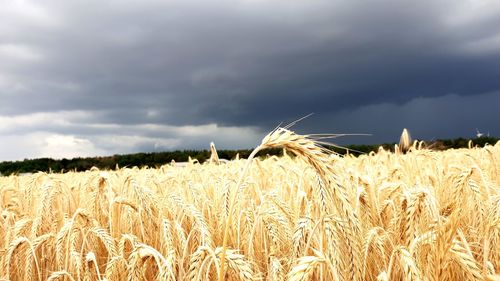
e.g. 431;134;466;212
0;128;499;280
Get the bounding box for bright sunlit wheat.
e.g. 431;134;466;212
0;128;499;280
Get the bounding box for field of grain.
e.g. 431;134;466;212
1;128;499;280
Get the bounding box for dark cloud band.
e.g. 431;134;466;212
1;0;499;159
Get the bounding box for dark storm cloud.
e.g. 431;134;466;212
295;90;500;145
1;0;500;159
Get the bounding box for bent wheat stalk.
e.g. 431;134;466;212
220;128;355;281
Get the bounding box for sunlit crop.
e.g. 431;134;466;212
1;128;499;280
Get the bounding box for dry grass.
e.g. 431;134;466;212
1;128;500;280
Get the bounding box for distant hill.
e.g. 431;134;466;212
0;136;498;176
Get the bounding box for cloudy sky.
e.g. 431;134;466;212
1;0;500;160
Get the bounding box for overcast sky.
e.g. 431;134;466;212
1;0;500;160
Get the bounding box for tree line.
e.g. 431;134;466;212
0;136;498;176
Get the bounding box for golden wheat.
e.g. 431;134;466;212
0;128;499;280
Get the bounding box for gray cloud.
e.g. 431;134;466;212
1;0;500;159
300;90;500;145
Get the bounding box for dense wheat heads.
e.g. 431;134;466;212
220;128;363;280
0;129;500;280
